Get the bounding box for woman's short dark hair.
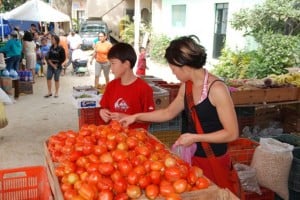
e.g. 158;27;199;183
51;34;60;45
23;31;33;41
108;43;137;69
164;35;207;69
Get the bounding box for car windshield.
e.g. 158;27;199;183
80;24;106;33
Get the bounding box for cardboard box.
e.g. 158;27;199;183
72;94;102;108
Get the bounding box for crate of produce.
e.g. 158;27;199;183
18;81;33;94
228;138;275;200
231;89;265;105
152;85;169;110
78;107;105;129
72;93;102;109
265;87;298;103
0;166;52;200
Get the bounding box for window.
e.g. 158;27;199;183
172;5;186;27
213;3;228;58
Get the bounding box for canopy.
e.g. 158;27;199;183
4;0;70;22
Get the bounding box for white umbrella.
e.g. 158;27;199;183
4;0;70;22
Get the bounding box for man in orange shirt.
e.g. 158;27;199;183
90;31;112;87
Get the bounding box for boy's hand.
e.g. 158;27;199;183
119;115;137;127
99;108;112;123
110;112;127;121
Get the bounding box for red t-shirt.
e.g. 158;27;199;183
100;77;155;130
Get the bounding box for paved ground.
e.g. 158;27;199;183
0;54;179;169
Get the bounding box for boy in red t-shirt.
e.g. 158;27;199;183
99;43;155;130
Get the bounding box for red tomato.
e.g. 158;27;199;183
165;193;182;200
69;151;83;162
110;120;123;131
98;189;114;200
87;171;102;186
61;183;72;192
65;137;76;146
80;171;89;182
126;136;138;149
76;156;88;168
93;145;107;155
117;142;129;151
112;149;128;162
55;166;65;177
106;139;117;151
67;173;79;185
62;161;76;174
87;154;100;164
111;170;123;182
113;178;127;194
82;144;94;155
145;184;159;200
97;137;107;146
135;146;151;157
149;170;161;185
114;193;129;200
78;183;97;200
151;161;164;171
107;132;117;141
126;185;142;199
143;160;152;172
74;180;83;190
178;164;189;179
79;129;92;137
160;180;175;197
62;145;74;155
187;166;203;185
138;175;152;189
164;156;177;168
133;165;146;176
98;163;115;176
164;167;181;182
99;152;113;163
195;177;210;189
127;171;139;185
118;160;133;176
173;179;188;194
64;189;78;200
97;177;114;191
115;133;127;143
86;163;99;173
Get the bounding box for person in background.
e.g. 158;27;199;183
120;35;239;184
29;24;37;35
99;42;154;130
0;31;22;71
90;31;112;87
59;30;69;76
39;37;51;77
44;34;65;98
66;29;82;68
22;31;37;82
136;46;147;76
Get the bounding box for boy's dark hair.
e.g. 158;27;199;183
31;24;37;28
108;43;137;69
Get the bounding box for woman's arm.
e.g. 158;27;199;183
120;84;186;126
175;82;239;146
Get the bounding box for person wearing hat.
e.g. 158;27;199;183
0;31;22;71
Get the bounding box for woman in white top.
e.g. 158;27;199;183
23;31;37;82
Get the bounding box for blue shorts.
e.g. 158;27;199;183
46;65;62;81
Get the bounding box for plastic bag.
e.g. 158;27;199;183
233;163;262;195
0;88;13;104
171;143;197;165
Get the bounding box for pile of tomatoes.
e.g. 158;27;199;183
47;121;210;200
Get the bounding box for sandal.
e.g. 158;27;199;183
44;94;52;98
54;95;58;98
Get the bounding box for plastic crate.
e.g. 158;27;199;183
150;130;181;148
0;166;52;200
78;107;104;129
18;81;33;95
228;138;275;200
149;114;182;133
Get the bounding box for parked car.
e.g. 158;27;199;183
79;20;110;50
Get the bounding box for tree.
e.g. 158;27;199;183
51;0;72;25
0;0;26;11
214;0;300;79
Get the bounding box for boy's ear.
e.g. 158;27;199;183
124;60;131;68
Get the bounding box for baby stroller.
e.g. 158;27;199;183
71;49;89;76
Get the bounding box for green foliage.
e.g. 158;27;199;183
149;34;172;64
0;0;26;11
215;0;300;79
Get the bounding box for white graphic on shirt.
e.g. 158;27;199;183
114;98;129;112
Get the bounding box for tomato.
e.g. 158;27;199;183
114;193;129;200
80;171;89;182
165;193;182;200
127;171;139;185
82;144;94;155
93;145;107;155
67;173;79;185
113;178;127;194
98;163;115;176
55;166;65;177
126;136;138;149
61;182;72;192
164;167;181;182
62;161;76;174
78;183;97;200
79;129;92;136
107;132;117;141
164;156;177;168
151;161;164;171
149;170;161;185
110;120;123;131
195;177;210;189
87;124;97;133
118;160;133;176
117;142;128;151
133;165;146;176
97;177;114;191
111;170;122;182
173;179;187;194
62;145;74;155
126;185;142;199
76;156;89;168
134;130;147;142
135;146;151;157
97;137;107;146
98;189;114;200
86;163;99;173
74;180;83;190
131;155;147;166
87;154;100;164
69;151;83;162
99;152;113;163
112;149;128;162
178;164;189;179
72;195;86;200
115;133;127;143
138;175;152;189
160;180;175;197
145;184;159;200
106;139;117;151
187;166;203;185
64;189;78;200
143;160;152;172
87;171;102;186
65;137;76;146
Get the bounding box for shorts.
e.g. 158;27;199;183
95;61;110;77
47;65;62;81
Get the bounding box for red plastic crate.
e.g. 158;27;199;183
0;166;52;200
228;138;275;200
78;107;104;129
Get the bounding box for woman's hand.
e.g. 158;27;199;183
174;133;197;147
110;112;127;121
99;108;112;123
119;114;137;127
